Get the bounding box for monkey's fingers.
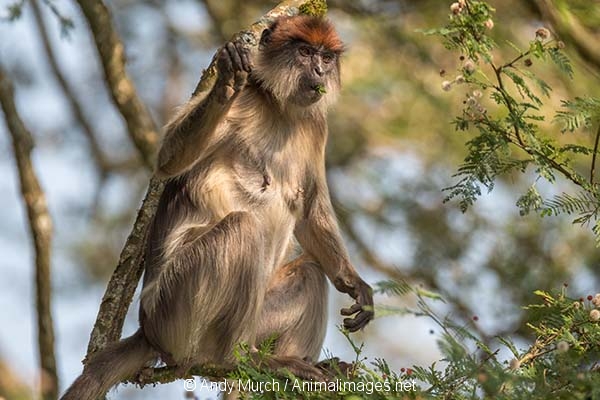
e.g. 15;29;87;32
217;47;234;75
343;309;373;332
226;42;244;73
234;40;253;72
340;303;362;316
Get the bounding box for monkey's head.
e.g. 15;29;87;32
253;15;344;111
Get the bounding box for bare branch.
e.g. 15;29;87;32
85;176;163;355
76;0;160;170
0;66;58;400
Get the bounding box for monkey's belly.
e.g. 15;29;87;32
198;164;300;263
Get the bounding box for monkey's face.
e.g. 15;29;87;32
287;42;339;107
253;41;340;109
253;16;344;111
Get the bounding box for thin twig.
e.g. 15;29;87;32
0;66;58;400
590;122;600;184
480;114;584;187
491;62;526;147
30;0;110;178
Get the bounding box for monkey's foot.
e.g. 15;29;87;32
315;357;355;378
251;354;328;382
134;366;155;386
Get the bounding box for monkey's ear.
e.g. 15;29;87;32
260;27;273;48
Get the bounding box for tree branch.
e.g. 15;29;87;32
85;176;164;355
0;66;58;400
75;0;159;170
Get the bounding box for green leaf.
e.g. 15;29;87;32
516;185;543;216
554;97;600;132
548;47;573;79
503;69;542;106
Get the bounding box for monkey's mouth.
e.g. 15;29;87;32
312;84;327;94
292;79;325;106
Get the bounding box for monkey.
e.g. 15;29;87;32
61;15;373;400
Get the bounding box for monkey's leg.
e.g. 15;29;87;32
140;211;266;368
251;255;330;380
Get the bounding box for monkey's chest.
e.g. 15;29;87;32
229;162;303;267
230;160;305;217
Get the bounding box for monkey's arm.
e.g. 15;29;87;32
156;42;252;178
294;180;374;332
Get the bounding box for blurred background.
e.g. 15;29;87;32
1;0;600;398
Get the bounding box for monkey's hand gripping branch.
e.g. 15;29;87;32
214;40;252;104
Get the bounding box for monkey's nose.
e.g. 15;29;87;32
314;65;324;76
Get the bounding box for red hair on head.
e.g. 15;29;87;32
267;15;344;53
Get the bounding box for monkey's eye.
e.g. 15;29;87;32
322;52;335;64
298;46;312;57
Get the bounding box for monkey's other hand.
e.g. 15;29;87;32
337;276;374;332
215;40;252;103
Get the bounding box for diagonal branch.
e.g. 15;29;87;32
84;0;326;368
75;0;159;170
0;66;58;400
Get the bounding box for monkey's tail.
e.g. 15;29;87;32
60;329;157;400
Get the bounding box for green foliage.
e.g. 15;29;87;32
41;0;75;37
548;47;574;79
555;97;600;132
3;0;75;36
299;0;328;17
3;0;24;21
428;0;600;241
220;281;600;399
422;1;496;63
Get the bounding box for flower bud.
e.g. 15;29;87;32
463;60;476;74
450;2;462;14
484;19;494;30
535;28;550;40
590;309;600;321
556;340;569;353
442;80;452;91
